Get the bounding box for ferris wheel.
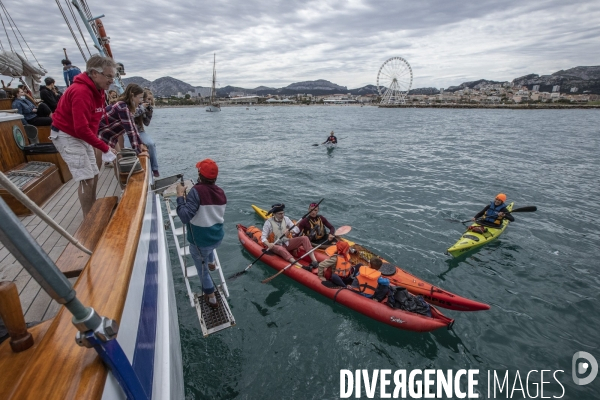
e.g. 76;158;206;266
377;57;413;105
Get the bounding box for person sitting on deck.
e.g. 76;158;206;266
62;59;81;87
472;193;514;227
176;159;227;309
296;202;336;246
350;257;390;301
317;241;357;287
260;203;319;269
39;77;62;112
98;83;149;156
12;87;52;126
322;130;337;145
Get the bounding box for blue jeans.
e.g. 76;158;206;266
189;240;222;294
139;130;159;172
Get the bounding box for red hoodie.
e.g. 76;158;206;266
52;73;110;153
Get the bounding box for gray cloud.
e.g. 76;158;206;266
2;0;599;89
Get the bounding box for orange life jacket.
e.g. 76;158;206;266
357;266;381;296
325;245;352;278
246;226;263;244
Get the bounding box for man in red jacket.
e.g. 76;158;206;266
50;54;118;217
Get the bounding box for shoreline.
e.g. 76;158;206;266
379;103;600;109
154;103;599;109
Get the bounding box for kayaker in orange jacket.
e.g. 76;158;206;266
350;257;390;300
317;241;357;287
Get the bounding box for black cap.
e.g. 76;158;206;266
267;203;285;215
61;59;71;65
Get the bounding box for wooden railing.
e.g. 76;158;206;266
0;156;149;399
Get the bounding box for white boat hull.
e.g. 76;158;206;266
206;105;221;112
101;190;184;399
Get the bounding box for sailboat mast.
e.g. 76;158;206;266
211;53;217;103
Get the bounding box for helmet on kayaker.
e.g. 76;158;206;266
495;193;507;202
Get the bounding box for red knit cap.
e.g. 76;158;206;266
196;159;218;179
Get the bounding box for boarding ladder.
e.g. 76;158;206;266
158;177;235;337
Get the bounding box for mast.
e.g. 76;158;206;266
211;53;217;104
69;0;125;93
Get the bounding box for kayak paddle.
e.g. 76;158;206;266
459;206;537;224
261;225;352;284
228;199;324;280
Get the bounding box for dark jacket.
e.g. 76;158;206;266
12;97;37;125
39;86;62;112
474;204;514;222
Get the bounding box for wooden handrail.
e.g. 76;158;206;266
4;157;149;399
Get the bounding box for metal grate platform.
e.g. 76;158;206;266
194;286;236;337
0;162;54;190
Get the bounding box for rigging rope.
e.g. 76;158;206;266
0;8;13;52
0;2;27;60
0;1;45;70
65;0;91;58
80;0;99;38
55;0;87;61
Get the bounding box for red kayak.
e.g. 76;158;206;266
238;225;454;333
251;205;489;312
313;244;490;312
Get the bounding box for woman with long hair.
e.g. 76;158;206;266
134;89;160;176
98;83;148;155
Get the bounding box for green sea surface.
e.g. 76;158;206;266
151;106;599;399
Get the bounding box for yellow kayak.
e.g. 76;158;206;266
447;202;514;257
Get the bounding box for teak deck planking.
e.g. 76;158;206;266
6;156;149;399
0;165;121;322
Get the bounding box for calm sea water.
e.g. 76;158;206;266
150;106;599;399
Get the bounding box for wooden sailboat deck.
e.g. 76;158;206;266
0;166;121;323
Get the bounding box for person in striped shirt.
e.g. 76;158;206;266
176;159;227;309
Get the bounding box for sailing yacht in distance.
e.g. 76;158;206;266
206;53;221;112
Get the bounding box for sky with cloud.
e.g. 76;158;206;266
3;0;599;90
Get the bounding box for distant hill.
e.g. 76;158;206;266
408;87;440;95
349;85;379;95
511;66;600;93
286;79;347;91
121;75;208;97
445;79;506;92
120;66;600;97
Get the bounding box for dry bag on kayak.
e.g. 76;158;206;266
387;286;432;317
467;225;487;234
